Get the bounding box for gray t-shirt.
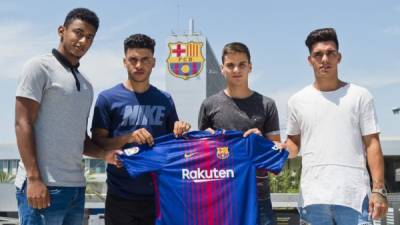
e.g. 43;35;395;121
198;90;280;136
198;90;280;202
15;53;93;188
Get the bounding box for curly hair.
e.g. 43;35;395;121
64;8;99;31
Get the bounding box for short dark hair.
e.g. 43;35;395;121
124;34;156;54
305;28;339;53
221;42;251;64
64;8;99;31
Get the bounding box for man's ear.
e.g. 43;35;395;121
220;65;226;78
307;55;312;66
58;26;65;41
123;57;127;68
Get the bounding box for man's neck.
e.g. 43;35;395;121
224;86;253;99
314;77;345;92
57;45;79;66
123;79;150;93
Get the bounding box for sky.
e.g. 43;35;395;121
1;0;400;143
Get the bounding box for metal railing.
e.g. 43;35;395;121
0;216;19;225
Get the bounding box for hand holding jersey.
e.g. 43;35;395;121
128;128;155;146
102;149;124;168
128;121;191;146
173;120;191;137
243;128;262;137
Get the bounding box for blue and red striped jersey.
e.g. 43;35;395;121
119;130;288;225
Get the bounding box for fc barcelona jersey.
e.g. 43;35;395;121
119;130;288;225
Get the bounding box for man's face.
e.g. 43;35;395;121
58;19;96;60
221;52;252;87
124;48;155;83
308;41;341;78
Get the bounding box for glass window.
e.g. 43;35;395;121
89;159;106;173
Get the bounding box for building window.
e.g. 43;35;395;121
89;159;106;174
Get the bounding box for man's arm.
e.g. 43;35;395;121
363;133;388;220
82;134;122;167
92;128;132;150
265;134;280;142
285;135;300;159
15;97;50;209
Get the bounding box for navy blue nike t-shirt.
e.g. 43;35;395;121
91;83;178;199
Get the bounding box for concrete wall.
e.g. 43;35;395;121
0;184;17;212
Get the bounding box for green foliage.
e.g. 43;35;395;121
0;171;16;183
269;167;301;193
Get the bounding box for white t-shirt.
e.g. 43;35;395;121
286;83;380;213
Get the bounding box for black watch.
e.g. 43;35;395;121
372;188;387;198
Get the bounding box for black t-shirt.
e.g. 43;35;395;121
198;90;280;136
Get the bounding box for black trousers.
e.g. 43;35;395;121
105;193;155;225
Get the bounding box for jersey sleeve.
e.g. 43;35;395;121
91;94;111;131
119;146;167;177
16;58;49;103
247;134;288;174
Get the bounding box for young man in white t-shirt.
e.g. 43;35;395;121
286;28;388;224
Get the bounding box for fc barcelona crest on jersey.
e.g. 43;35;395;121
216;147;230;160
167;42;205;80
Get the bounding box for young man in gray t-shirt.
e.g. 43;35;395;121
198;42;280;225
15;8;119;225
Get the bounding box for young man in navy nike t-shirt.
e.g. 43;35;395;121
91;34;190;225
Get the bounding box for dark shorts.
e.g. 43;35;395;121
105;193;155;225
257;175;276;225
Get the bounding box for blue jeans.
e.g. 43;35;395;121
16;181;85;225
299;196;372;225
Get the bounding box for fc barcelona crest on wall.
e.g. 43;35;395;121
167;42;205;80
